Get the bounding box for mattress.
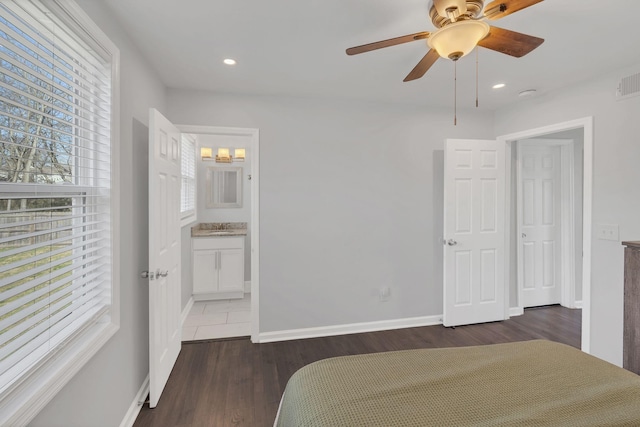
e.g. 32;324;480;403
275;340;640;426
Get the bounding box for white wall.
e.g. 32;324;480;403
29;1;166;426
495;64;640;365
167;90;494;333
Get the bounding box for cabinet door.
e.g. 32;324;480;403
218;248;244;292
193;249;219;294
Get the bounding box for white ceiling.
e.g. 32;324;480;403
102;0;640;111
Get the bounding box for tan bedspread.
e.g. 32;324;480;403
275;340;640;426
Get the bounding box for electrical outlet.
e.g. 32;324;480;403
596;224;619;241
379;286;391;302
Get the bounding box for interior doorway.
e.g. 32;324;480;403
499;117;593;354
178;125;260;343
517;142;562;308
515;137;583;310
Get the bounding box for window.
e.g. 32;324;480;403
181;133;196;224
0;1;119;423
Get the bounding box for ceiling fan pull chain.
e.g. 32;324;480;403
454;60;457;126
476;47;479;108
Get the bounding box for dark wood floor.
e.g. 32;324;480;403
134;305;581;427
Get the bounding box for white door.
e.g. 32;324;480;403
148;108;182;408
443;139;506;327
517;142;561;307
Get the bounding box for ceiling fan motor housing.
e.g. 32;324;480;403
429;0;485;28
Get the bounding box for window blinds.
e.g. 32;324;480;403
0;1;113;392
181;134;195;215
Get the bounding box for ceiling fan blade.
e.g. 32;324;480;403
346;31;430;55
477;26;544;58
484;0;543;21
403;49;440;82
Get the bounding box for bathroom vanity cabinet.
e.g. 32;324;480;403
192;236;245;301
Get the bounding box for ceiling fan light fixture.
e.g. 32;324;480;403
428;20;490;61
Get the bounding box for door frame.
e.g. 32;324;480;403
516;140;577;309
498;116;593;354
177;124;260;343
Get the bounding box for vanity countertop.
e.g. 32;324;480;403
191;222;247;237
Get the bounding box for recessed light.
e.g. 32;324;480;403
223;58;236;65
492;83;506;89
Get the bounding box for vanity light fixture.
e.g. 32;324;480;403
215;148;232;163
200;147;213;160
201;147;247;162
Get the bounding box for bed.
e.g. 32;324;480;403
274;340;640;426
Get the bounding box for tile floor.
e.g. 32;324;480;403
182;294;251;341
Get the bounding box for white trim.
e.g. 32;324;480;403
509;307;525;317
119;375;150;427
181;297;194;326
177;125;260;344
575;300;584;309
498;116;594;354
504;141;513;319
258;315;442;343
560;142;577;309
244;281;251;293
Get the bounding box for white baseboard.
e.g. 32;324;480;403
574;300;583;309
258;315;442;343
509;307;525;317
119;374;149;427
181;296;194;326
244;281;251;293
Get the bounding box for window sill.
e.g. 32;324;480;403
181;213;197;228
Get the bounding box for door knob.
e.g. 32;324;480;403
447;239;458;246
141;270;155;280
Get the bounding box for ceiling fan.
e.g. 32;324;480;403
346;0;545;82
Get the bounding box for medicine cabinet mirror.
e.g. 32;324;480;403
206;167;243;208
